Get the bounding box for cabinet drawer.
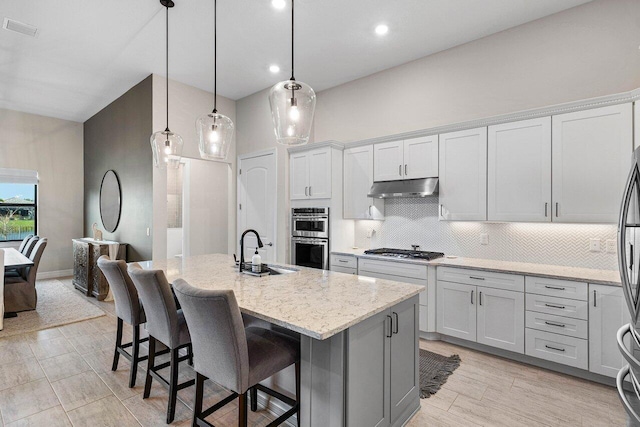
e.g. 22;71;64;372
437;267;524;292
525;294;588;320
525;328;588;369
358;258;427;280
358;270;427;305
331;265;357;275
525;311;588;340
330;254;357;269
525;276;587;301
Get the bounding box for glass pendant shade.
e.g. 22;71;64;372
150;130;183;169
197;112;234;160
269;79;316;146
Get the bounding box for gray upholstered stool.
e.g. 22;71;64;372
173;279;300;427
128;264;194;424
97;256;148;388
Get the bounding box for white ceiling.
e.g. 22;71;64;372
1;0;593;123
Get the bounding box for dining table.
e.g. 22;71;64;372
2;248;34;327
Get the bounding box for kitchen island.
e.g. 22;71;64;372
139;253;423;427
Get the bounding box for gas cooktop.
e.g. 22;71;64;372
364;248;444;261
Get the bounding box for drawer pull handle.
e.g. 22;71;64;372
544;321;565;328
544;285;566;291
471;290;474;305
545;344;565;352
544;303;565;309
469;276;485;281
338;260;349;263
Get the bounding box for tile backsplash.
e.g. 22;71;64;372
354;198;618;271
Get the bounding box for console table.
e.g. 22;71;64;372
72;238;127;300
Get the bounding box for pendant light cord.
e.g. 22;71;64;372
290;0;295;81
165;3;170;132
213;0;217;113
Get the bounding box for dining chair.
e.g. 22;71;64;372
17;235;33;253
4;235;36;279
22;235;39;257
4;238;47;312
97;256;148;388
0;249;4;330
173;279;301;427
128;263;194;424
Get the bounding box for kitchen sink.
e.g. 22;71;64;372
264;264;299;275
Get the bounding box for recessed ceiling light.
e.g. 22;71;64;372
271;0;286;10
375;24;389;36
269;64;280;73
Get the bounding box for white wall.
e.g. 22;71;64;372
0;108;83;274
152;75;236;260
235;0;640;269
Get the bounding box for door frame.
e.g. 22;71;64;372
237;148;278;261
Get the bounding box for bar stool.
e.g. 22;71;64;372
128;264;194;424
173;279;300;427
97;256;148;388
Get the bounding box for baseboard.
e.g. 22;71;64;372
419;331;441;341
37;269;73;280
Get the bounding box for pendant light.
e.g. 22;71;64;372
150;0;183;169
197;0;234;160
268;0;316;146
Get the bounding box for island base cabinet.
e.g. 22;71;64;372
346;296;419;427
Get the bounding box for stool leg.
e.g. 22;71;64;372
250;387;257;412
238;392;248;427
167;347;179;424
129;324;140;388
143;336;156;399
112;317;123;371
295;361;301;425
188;344;194;366
193;373;205;427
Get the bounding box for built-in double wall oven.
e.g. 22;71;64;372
291;207;329;270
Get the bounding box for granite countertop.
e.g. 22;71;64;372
137;254;424;341
331;249;622;286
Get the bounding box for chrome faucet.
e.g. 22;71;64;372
239;229;264;273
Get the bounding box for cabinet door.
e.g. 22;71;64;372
347;309;391;427
552;104;632;223
488;117;551;222
589;284;630;377
344;146;384;219
308;147;332;199
477;287;524;353
390;297;419;424
439;127;487;221
290;152;309;200
436;281;476;341
374;141;404;182
403;136;438;179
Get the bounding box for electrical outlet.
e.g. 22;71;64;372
366;228;375;238
606;239;617;254
480;233;489;245
589;238;601;252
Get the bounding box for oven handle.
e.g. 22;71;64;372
291;237;329;244
293;216;329;220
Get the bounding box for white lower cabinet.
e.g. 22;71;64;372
330;254;357;275
589;284;630;377
436;279;524;353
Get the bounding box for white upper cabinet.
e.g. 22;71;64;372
374;136;438;182
343;145;384;220
488;117;551;222
374;141;404;182
552;104;632;223
290;152;309;200
438;127;488;221
289;146;332;200
404;136;438;179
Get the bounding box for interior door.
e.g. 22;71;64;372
238;151;277;263
404;136;438;179
374;141;404;182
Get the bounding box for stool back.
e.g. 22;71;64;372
128;263;181;348
97;256;145;326
173;279;249;394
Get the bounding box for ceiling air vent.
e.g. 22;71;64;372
3;18;38;37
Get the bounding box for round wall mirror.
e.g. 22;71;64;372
100;170;121;233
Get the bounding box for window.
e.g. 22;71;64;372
0;173;38;242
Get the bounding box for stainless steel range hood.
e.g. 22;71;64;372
367;178;438;199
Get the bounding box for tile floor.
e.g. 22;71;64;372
0;277;629;426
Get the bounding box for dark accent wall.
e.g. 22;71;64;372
84;75;153;261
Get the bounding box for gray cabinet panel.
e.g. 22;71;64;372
390;298;419;425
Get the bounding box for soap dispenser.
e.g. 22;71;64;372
252;248;262;273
